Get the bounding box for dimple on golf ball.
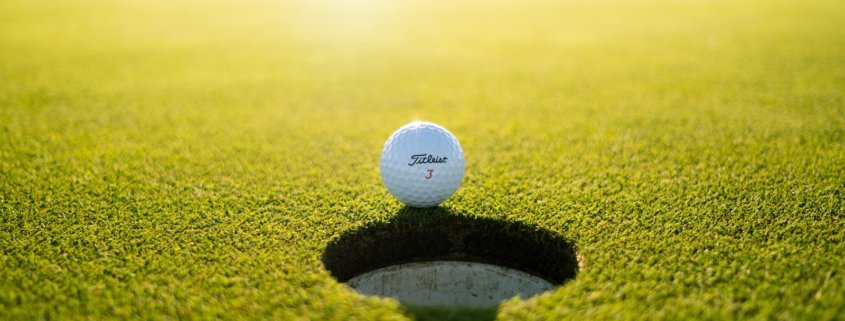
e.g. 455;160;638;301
380;121;465;208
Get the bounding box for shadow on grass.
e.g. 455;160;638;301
323;206;578;284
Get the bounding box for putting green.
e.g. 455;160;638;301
1;0;843;320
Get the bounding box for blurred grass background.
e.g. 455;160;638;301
1;0;844;320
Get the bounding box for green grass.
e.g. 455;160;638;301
1;0;844;320
405;305;498;321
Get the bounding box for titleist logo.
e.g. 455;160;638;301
408;154;448;166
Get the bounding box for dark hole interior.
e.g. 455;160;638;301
322;207;578;285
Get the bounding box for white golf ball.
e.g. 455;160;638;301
380;121;465;208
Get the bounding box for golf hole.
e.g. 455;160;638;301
322;209;578;309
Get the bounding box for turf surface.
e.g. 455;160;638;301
1;0;844;320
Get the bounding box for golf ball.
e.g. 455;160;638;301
380;121;465;208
